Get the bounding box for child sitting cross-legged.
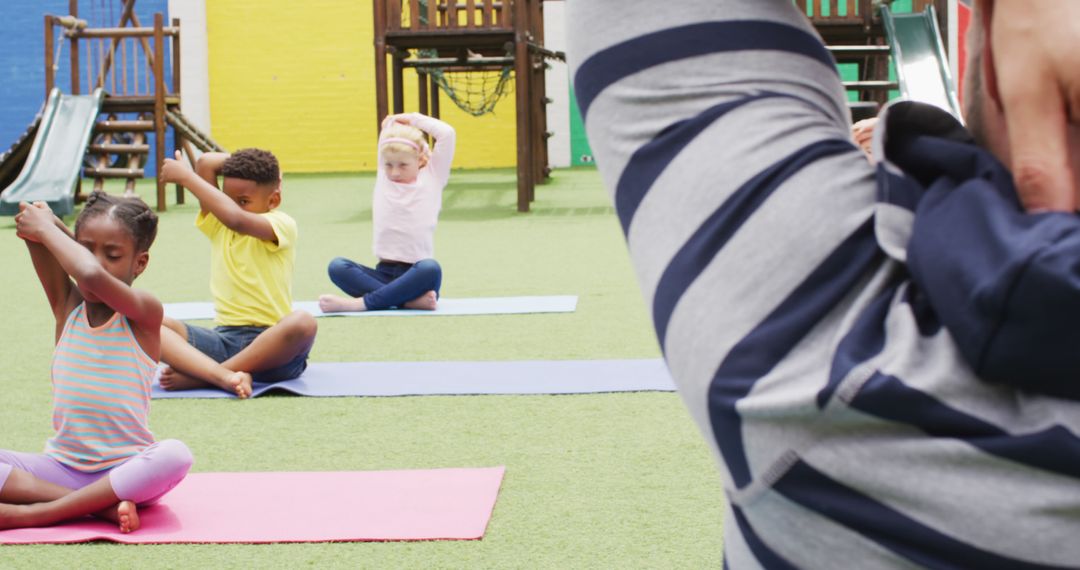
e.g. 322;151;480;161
1;194;192;533
319;113;455;313
158;149;317;399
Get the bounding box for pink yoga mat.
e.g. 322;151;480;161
0;467;505;544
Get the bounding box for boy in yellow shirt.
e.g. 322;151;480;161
158;149;317;398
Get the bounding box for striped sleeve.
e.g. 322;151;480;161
567;0;876;458
570;2;1080;568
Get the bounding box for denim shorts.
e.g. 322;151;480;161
186;324;309;383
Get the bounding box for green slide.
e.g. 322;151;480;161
0;88;104;217
881;5;963;121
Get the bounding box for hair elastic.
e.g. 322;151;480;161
380;137;422;152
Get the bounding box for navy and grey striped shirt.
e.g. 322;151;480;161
568;1;1080;567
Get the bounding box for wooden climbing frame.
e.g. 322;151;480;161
43;0;222;211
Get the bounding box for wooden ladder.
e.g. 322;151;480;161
85;114;153;197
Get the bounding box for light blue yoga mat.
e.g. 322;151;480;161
164;296;578;321
151;359;675;399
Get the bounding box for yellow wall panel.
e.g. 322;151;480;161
206;1;518;173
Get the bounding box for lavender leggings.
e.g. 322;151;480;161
0;439;192;506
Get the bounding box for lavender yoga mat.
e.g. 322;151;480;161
164;296;578;320
0;467;505;544
151;359;676;399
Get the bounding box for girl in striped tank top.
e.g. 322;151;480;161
0;192;191;533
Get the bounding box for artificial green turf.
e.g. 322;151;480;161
0;168;724;568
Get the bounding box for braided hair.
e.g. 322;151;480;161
74;191;158;253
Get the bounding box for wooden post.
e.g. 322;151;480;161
70;0;80;95
153;14;167;211
374;0;389;133
426;0;437;28
44;16;55;97
512;0;531;211
392;52;405;114
500;0;510;27
448;0;458;28
172;17;185;204
530;0;546;193
69;0;82;199
418;70;429;116
430;74;440;119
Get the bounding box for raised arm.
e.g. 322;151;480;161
390;113;456;183
566;0;869;349
161;151;278;242
18;203;78;327
15;202;162;335
195;152;228;190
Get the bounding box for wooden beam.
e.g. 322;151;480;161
392;52;405;113
44;16;55;97
430;73;440;119
154;14;167;211
374;0;390;132
70;0;80;94
513;0;531;211
173;16;184;205
418;70;429;115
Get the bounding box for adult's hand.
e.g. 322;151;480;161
989;0;1080;212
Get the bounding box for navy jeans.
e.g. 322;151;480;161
327;257;442;310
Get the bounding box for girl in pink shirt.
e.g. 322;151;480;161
1;193;191;533
319;113;455;312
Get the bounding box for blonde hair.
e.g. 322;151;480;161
380;123;428;158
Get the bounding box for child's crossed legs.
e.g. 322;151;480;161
319;257;441;312
159;310;317;398
0;440;192;532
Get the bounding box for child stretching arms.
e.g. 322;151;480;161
158;149;317;398
319;113;455;313
1;194;192;533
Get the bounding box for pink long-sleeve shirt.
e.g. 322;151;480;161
372;114;456;264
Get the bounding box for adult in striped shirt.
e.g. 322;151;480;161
1;192;191;533
568;0;1080;567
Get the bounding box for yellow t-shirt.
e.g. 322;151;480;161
197;209;297;327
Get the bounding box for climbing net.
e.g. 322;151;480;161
407;0;514;117
414;50;514;117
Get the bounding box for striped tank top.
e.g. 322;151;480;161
45;303;156;472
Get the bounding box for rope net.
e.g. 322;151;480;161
407;1;514;117
416;51;514;117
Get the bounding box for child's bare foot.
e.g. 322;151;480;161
159;366;211;391
117;500;140;533
318;294;366;313
227;371;254;399
403;290;438;311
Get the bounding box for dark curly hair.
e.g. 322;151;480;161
222;148;280;185
75;191;158;253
